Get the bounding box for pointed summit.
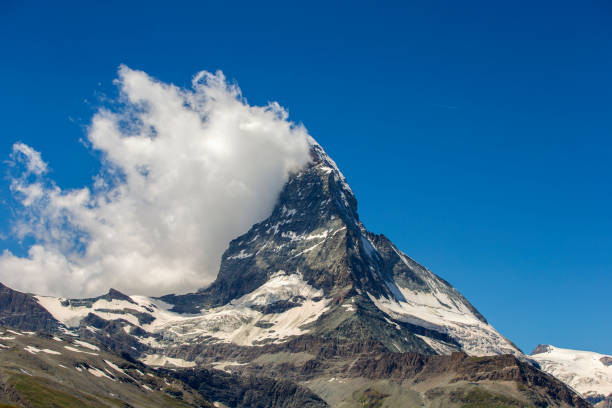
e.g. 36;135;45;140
106;288;136;304
159;141;520;357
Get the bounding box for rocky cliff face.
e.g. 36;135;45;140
0;283;60;333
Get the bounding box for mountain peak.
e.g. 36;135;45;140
154;142;521;357
107;288;134;303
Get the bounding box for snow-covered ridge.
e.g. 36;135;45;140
367;288;519;357
367;244;520;357
36;271;331;349
145;271;330;347
231;270;323;307
531;345;612;399
35;296;150;328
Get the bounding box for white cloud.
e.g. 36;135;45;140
11;143;48;175
0;66;312;297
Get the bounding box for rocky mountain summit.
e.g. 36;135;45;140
155;141;521;357
0;142;592;407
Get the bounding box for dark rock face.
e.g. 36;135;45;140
601;356;612;366
531;344;553;355
61;287;136;308
0;283;60;333
163;367;328;408
594;394;612;407
78;313;151;357
587;393;612;407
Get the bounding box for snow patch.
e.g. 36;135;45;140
141;354;196;368
21;345;61;355
104;360;127;376
64;345;98;356
74;340;99;351
281;205;297;217
88;367;115;381
212;361;247;372
227;249;253;260
341;304;356;312
24;345;41;354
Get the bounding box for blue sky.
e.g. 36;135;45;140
0;1;610;354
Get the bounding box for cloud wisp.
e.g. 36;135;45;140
1;66;312;297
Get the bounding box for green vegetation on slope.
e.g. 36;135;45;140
451;388;533;408
10;374;107;408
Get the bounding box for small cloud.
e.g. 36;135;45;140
11;143;48;175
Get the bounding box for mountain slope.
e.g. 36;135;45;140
0;326;209;407
0;327;328;408
532;344;612;407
